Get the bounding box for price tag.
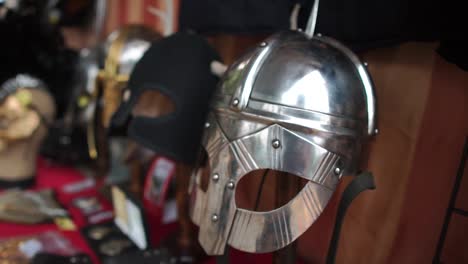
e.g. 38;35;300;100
19;239;43;258
54;217;77;231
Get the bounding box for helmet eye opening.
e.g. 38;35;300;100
235;169;307;212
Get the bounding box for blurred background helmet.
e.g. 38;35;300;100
98;24;161;129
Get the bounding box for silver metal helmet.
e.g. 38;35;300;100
189;30;377;255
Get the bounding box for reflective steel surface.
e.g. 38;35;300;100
104;25;160;76
190;30;377;255
190;114;341;254
218;31;376;137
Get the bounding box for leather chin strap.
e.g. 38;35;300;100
326;171;376;264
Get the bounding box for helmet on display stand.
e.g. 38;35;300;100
189;28;377;255
87;25;161;163
98;25;161;129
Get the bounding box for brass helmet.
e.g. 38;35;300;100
99;25;161;128
87;25;160;161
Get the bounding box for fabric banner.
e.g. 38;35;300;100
104;0;180;36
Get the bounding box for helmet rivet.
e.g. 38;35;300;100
334;167;341;175
232;98;239;106
260;42;267;47
211;214;219;222
205;122;210;128
212;173;220;182
374;128;379;135
227;180;235;189
317;33;322;37
364;62;369;67
297;28;303;32
272;139;281;149
123;89;131;102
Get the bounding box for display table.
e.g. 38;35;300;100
0;159;289;263
0;158;109;264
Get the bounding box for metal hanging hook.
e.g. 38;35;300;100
304;0;320;38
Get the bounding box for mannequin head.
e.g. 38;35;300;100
0;76;55;188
